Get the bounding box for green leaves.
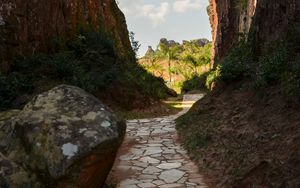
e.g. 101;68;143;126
129;31;141;56
1;31;171;110
142;40;212;92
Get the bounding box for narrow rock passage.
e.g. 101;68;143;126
108;94;208;188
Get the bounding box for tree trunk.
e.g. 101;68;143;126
168;59;172;83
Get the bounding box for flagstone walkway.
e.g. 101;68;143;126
108;94;208;188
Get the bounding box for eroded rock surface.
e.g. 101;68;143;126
209;0;300;67
0;85;126;187
0;0;132;71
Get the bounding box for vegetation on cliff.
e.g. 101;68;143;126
0;31;171;111
206;25;300;100
0;0;132;72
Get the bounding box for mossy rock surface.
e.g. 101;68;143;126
0;85;126;187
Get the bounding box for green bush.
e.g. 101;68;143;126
205;69;220;90
69;32;117;58
254;24;300;99
186;35;250;90
203;54;250;90
218;59;250;82
182;73;209;92
123;61;170;99
256;47;288;86
0;73;33;110
210;24;300;101
1;31;170;110
281;60;300;99
281;73;300;98
185;132;212;150
0;74;16;109
207;37;253;85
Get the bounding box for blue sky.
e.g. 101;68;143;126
117;0;212;56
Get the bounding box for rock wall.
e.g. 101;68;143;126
252;0;300;51
209;0;300;67
0;0;132;72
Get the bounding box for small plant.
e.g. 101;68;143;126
218;59;250;82
234;0;249;11
185;132;212;150
280;60;300;100
254;24;300;99
203;35;254;87
181;73;209;92
219;39;254;82
0;72;33;110
129;31;141;57
255;48;288;86
205;69;220;90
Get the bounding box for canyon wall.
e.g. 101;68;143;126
209;0;300;67
0;0;132;72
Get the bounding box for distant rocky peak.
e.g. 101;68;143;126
159;38;210;48
192;38;210;47
143;37;210;57
159;38;180;48
145;46;155;57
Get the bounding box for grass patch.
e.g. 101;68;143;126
118;97;183;120
176;105;217;154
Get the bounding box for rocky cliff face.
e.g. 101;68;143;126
0;0;132;72
209;0;300;67
208;0;254;66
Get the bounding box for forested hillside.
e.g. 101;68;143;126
139;38;212;93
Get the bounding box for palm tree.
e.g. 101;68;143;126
155;43;180;83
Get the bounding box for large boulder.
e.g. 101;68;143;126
0;85;126;187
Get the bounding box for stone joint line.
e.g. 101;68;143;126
110;94;208;188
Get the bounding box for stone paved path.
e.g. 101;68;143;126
108;94;208;188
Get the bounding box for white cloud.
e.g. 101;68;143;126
118;0;204;26
117;0;142;16
173;0;203;13
145;2;170;27
118;0;170;27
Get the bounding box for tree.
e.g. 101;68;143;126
179;42;212;77
155;43;181;83
129;31;141;57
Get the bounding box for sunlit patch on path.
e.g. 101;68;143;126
108;94;208;188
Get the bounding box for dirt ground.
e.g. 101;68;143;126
176;83;300;187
